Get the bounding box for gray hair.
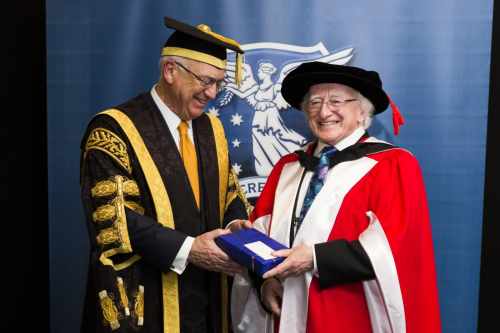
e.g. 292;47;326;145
158;55;189;80
300;88;375;130
356;92;375;129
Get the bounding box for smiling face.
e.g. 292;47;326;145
304;83;365;146
164;59;225;120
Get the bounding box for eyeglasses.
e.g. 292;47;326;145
307;97;358;112
174;61;224;93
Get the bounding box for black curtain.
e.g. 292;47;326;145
4;1;48;331
478;0;499;332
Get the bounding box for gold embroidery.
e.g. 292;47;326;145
229;168;254;216
91;180;117;197
206;113;230;333
134;285;145;326
98;176;135;269
96;227;119;245
98;290;120;330
116;277;130;316
93;199;143;223
123;180;140;196
92;178;142;224
113;176;133;251
93;204;116;223
92;178;140;198
101;109;178;332
124;200;145;215
93;178;144;273
112;255;141;271
85;128;132;174
207;114;229;224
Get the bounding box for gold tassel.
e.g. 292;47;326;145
98;290;120;330
236;53;243;87
196;23;244;86
134;285;145;326
116;277;130;316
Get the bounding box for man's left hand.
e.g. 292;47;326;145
262;244;313;280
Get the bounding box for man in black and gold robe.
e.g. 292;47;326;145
79;17;251;333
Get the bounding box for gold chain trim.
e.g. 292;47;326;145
229;168;254;216
93;204;116;223
96;227;119;245
85;128;132;174
116;277;130;316
134;285;145;326
98;290;120;330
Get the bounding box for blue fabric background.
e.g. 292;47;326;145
47;1;493;332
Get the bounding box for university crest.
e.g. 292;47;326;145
206;42;354;202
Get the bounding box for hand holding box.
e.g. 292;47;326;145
215;228;288;277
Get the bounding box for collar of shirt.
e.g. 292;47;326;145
150;85;194;149
314;126;365;157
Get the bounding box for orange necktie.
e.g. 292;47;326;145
178;121;200;208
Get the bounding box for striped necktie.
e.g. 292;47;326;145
178;120;200;208
294;145;337;235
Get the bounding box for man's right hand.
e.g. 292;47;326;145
261;277;283;316
227;219;252;233
188;228;244;275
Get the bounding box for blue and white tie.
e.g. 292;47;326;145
294;145;337;235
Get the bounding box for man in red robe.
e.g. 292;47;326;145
231;62;441;333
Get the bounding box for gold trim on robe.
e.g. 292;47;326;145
206;114;229;333
85;128;132;174
101;109;179;333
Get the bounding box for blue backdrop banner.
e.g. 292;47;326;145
47;1;493;332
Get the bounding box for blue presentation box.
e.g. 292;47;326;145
215;228;288;277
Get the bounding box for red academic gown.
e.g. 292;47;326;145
231;137;441;333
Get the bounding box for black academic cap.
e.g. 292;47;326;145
282;62;389;114
281;62;405;135
162;16;244;84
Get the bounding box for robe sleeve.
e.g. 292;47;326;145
358;150;441;332
80;117;187;273
315;239;375;289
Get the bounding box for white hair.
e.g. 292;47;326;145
356;92;375;129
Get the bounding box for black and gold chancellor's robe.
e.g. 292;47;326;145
79;92;251;333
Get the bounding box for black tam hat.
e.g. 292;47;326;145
281;62;405;135
162;16;244;85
